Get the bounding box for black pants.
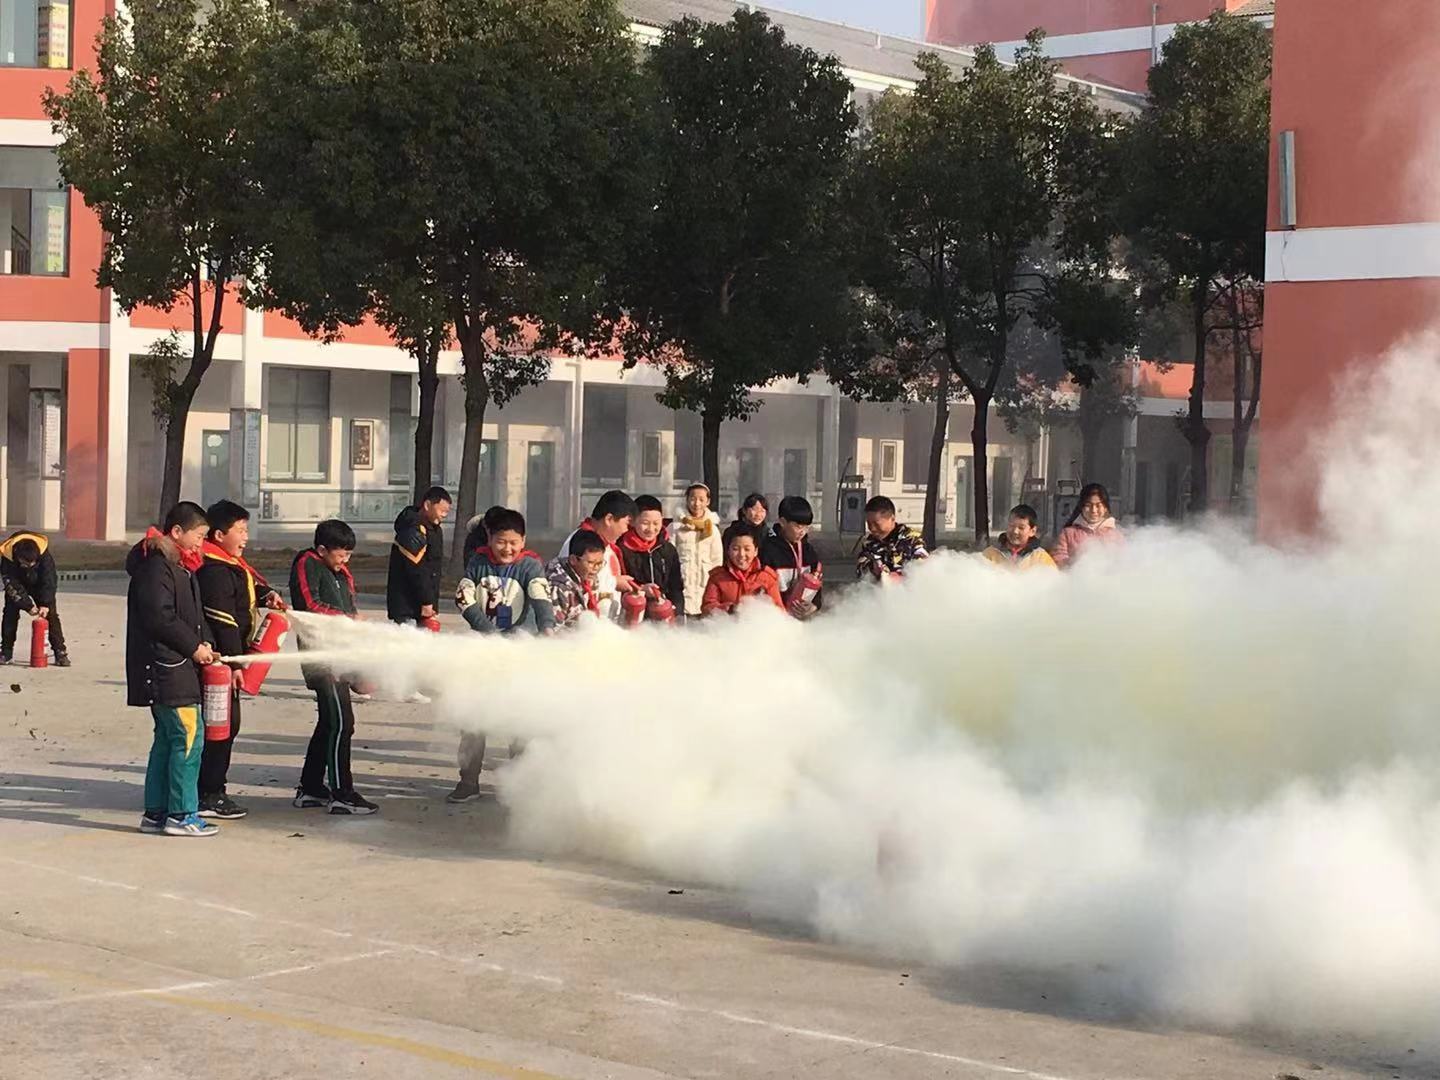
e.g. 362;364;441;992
198;689;240;799
1;598;66;657
458;731;486;785
301;680;355;796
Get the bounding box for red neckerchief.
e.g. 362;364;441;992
477;546;542;565
581;577;600;614
201;538;270;589
146;526;203;572
619;529;660;554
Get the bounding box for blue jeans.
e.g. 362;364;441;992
144;705;202;818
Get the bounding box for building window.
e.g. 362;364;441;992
783;448;807;497
641;432;661;478
879;440;898;483
673;410;701;485
1;0;70;69
266;368;330;482
0;146;67;276
581;384;627;484
388;373;412;485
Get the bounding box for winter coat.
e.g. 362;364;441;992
856;523;928;580
0;530;57;610
619;528;685;616
671;510;723;616
559;520;626;621
197;539;281;661
982;538;1058;572
701;562;784;615
457;548;555;634
758;526;824;612
126;533;211;707
386;505;444;622
544;556;602;630
1052;517;1124;568
289;548;358;688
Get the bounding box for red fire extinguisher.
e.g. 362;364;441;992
238;610;290;696
621;591;647;628
201;663;232;742
644;585;676;625
788;569;822;610
420;614;442;633
29;616;48;669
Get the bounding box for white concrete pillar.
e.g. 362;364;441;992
1120;355;1140;521
103;294;131;539
568;359;584;525
0;365;8;529
820;384;841;532
229;306;264;509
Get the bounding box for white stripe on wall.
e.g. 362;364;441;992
1266;223;1440;283
990;23;1181;61
0;119;60;147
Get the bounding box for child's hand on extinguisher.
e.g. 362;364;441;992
192;643;217;665
232;669;246;690
264;591;288;611
34;606;48;619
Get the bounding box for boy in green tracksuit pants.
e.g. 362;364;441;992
288;519;375;816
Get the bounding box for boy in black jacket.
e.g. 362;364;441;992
126;502;219;837
759;496;824;620
0;530;68;666
386;486;452;625
618;495;684;619
290;518;374;816
196;500;287;820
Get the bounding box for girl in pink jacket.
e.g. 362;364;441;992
1053;483;1124;568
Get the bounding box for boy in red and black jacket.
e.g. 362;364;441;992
759;496;824;621
196;500;287;820
619;495;684;619
289;519;375;816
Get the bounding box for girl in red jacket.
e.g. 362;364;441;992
702;523;784;615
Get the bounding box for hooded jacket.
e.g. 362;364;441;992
289;548;358;688
982;537;1059;572
0;530;57;611
197;539;281;660
1052;516;1123;568
856;523;928;580
457;547;555;634
671;507;723;616
758;525;824;612
619;526;685;616
387;505;444;621
701;561;784;615
126;531;211;707
544;555;602;630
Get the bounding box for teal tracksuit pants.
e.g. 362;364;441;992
144;705;202;818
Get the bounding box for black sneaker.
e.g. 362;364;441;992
292;786;330;809
53;653;71;668
198;794;247;820
446;781;482;804
328;790;377;816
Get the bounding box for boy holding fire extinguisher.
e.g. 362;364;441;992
0;530;68;666
126;502;219;837
759;496;824;620
196;500;287;821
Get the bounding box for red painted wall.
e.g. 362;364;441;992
64;347;108;539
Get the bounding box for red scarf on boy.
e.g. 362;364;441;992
144;526;203;572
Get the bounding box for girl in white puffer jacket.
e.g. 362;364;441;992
672;483;723;617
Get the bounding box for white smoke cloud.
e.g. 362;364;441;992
285;342;1440;1041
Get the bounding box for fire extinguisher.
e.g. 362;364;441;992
643;585;676;625
420;614;442;633
201;663;233;742
239;610;290;696
621;591;647;628
29;616;48;669
788;570;822;610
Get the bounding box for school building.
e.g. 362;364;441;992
0;0;1240;545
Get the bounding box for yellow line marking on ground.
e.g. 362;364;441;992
5;964;567;1079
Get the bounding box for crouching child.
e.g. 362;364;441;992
126;502;219;837
0;530;68;666
289;519;375;816
448;508;555;802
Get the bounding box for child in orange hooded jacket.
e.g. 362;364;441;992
702;522;784;615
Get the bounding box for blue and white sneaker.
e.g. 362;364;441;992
162;812;219;837
138;812;165;834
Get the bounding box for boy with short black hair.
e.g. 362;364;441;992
983;504;1058;571
126;502;218;837
195;499;287;820
759;495;823;620
448;507;555;802
619;495;684;618
560;490;638;621
702;522;784;615
0;530;67;666
856;496;928;581
290;518;375;815
545;530;609;630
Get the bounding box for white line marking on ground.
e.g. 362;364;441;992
0;855;1090;1080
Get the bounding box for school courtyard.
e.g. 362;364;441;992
0;584;1400;1080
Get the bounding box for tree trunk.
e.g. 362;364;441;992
412;336;440;504
1184;280;1213;516
1079;415;1102;483
156;382;198;521
921;357;950;550
971;391;992;544
156;266;227;521
1228;288;1262;510
453;340;489;574
701;408;722;510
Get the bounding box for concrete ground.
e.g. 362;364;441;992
0;587;1426;1080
